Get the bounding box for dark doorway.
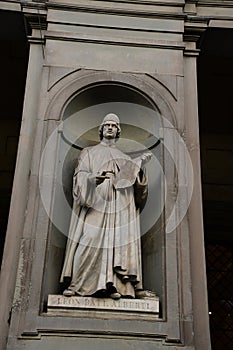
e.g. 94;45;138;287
198;28;233;349
0;11;29;265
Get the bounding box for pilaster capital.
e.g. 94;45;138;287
20;2;47;46
184;15;209;42
184;14;209;56
21;1;47;32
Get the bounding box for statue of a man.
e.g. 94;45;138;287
60;113;152;299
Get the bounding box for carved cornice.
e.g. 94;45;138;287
20;1;47;46
185;0;233;7
183;14;209;56
21;3;46;29
184;14;209;41
196;0;233;8
45;30;185;49
57;0;185;7
24;13;47;30
46;0;186;20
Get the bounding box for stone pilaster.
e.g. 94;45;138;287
0;7;46;350
183;19;211;350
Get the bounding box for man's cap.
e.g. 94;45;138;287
101;113;120;125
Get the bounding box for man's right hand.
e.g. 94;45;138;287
96;175;109;185
89;172;110;186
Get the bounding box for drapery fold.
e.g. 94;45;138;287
60;142;147;298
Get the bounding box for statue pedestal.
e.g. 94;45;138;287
47;295;159;317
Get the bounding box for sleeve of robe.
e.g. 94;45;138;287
60;148;96;282
73;148;96;207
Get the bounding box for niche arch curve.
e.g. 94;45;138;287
43;72;169;306
44;70;177;130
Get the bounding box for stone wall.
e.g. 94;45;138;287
1;1;233;349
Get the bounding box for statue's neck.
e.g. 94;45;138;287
101;137;117;147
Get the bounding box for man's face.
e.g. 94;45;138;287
102;122;118;139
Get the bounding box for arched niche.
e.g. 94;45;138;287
43;80;167;315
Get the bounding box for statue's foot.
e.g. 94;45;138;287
135;289;157;299
110;292;121;300
122;275;130;283
63;289;75;297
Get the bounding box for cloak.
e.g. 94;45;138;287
60;141;148;297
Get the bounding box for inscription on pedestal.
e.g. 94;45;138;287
48;295;159;314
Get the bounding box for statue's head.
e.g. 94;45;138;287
99;113;121;140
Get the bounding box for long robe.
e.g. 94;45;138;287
60;141;147;298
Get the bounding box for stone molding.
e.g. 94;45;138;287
197;0;233;8
46;0;185;19
45;30;185;49
47;295;160;316
43;69;178;127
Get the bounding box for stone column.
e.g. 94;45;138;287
0;26;45;350
183;37;211;350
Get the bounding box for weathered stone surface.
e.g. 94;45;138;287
48;295;159;315
3;1;228;349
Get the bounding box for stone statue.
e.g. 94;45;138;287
60;113;153;300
